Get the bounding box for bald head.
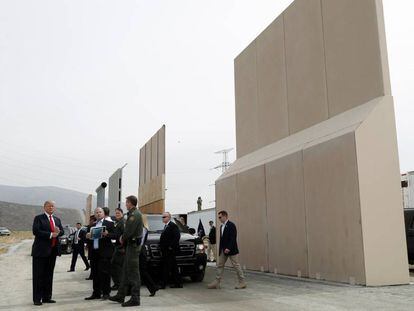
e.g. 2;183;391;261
162;212;171;224
95;207;104;220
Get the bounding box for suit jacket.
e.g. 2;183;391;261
31;214;64;257
160;221;180;252
71;228;87;250
107;218;125;250
88;220;115;258
209;226;216;244
219;220;239;256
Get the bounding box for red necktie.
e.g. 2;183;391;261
49;215;57;247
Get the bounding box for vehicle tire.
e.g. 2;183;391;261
191;271;205;282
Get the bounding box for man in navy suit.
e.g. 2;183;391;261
31;200;64;306
84;207;115;301
208;210;246;289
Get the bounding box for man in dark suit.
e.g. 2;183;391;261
208;210;246;289
68;222;90;272
208;220;217;262
31;200;64;306
160;212;182;289
84;207;115;300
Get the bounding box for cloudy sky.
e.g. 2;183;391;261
0;0;413;214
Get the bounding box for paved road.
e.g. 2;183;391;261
1;240;414;310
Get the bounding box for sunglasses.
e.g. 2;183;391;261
218;216;222;219
162;216;168;218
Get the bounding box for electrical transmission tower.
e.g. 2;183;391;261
213;148;233;173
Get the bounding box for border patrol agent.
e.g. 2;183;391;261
109;195;143;307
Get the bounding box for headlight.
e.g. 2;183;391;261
60;239;67;245
195;244;205;254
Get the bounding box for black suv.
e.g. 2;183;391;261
59;226;76;254
142;214;207;282
404;208;414;264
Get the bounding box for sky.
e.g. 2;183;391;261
0;0;413;215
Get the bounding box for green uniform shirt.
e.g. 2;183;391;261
122;206;143;243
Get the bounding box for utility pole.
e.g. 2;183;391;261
213;148;233;173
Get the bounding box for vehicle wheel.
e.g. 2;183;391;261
191;271;205;282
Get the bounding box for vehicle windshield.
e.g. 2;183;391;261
146;215;188;233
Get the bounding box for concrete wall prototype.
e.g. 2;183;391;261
138;125;166;214
85;194;92;221
108;168;123;212
217;0;409;286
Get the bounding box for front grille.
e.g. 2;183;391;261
149;242;195;259
177;243;194;258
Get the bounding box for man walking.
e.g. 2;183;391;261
208;210;246;289
31;200;64;306
68;222;90;272
208;220;217;262
109;195;143;307
84;207;114;301
160;212;182;289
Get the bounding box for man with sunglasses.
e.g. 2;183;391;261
208;210;246;289
159;212;182;289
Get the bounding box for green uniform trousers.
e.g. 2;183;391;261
118;244;141;298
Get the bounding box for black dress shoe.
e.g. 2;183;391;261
109;295;125;303
121;297;140;307
85;295;101;300
101;294;110;300
42;299;56;303
170;284;183;288
84;266;90;271
67;269;75;272
33;301;42;306
149;286;159;297
85;277;93;280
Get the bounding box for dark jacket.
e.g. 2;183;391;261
209;226;216;244
160;221;180;252
31;214;64;257
107;218;125;250
87;219;115;258
219;220;239;256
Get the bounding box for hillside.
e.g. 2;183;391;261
0;201;83;230
0;184;95;210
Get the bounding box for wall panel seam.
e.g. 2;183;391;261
300;149;310;277
282;13;291;135
319;0;330;118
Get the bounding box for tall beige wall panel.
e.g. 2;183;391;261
355;98;409;285
256;17;289;148
322;0;390;116
265;152;308;277
303;133;366;284
235;42;258;158
236;166;268;271
218;0;408;286
284;0;329;134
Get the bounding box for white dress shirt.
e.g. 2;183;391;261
221;220;228;236
93;219;103;249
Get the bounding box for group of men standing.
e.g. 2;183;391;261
31;198;246;307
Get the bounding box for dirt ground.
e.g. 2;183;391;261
0;231;33;254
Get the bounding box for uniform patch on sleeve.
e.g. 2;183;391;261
128;216;135;222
